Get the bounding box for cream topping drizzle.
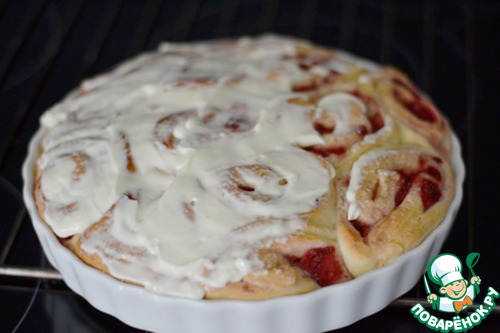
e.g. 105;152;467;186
38;35;379;298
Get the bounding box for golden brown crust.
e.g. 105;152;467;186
34;165;46;223
336;147;455;277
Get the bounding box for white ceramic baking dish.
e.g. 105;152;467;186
23;127;464;333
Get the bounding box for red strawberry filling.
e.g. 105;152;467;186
304;146;346;157
392;78;437;123
287;246;343;287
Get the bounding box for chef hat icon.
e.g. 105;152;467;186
428;253;465;286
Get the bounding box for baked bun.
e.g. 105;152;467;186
33;35;454;299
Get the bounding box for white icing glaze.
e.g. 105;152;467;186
38;36;382;298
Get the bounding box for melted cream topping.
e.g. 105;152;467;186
38;35;380;298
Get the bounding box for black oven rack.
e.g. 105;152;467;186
0;1;498;332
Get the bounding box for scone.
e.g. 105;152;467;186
33;35;455;300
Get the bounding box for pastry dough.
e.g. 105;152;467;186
335;147;454;277
33;35;455;299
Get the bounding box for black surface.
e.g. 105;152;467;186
0;1;499;332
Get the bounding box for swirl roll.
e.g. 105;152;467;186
374;68;451;157
336;147;454;277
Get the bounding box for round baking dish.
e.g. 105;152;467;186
23;128;464;333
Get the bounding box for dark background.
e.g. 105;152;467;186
0;0;498;332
